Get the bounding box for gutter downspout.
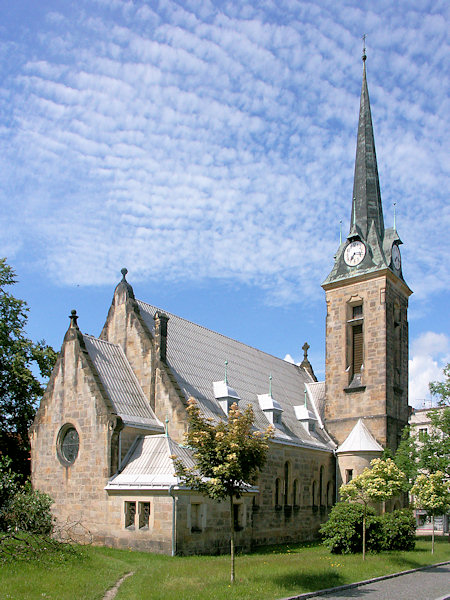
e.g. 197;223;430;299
169;485;176;556
118;431;122;470
334;449;339;504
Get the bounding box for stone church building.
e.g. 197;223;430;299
30;58;412;555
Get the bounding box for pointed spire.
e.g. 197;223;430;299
350;53;384;242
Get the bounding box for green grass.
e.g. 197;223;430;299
0;537;448;600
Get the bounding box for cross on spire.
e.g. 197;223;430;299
302;342;310;361
362;33;367;62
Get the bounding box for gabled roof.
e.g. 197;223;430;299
137;300;333;452
105;434;195;490
83;335;163;431
336;419;383;454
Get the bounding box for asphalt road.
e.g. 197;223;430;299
316;564;450;600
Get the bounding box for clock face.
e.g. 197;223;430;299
344;241;366;266
392;244;401;271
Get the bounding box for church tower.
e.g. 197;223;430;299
322;53;412;473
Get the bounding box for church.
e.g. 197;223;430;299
30;55;412;555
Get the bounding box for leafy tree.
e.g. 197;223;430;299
0;258;57;477
394;426;418;490
173;398;273;583
429;363;450;406
418;407;450;477
339;458;406;560
320;502;382;554
411;472;450;554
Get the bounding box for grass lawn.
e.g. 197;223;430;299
1;537;449;600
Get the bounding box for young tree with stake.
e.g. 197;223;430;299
173;398;273;583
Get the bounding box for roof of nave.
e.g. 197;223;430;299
83;334;163;432
137;299;333;452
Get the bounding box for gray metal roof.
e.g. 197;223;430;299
83;335;163;431
137;300;333;452
336;419;383;454
105;434;196;490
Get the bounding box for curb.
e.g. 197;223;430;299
279;560;450;600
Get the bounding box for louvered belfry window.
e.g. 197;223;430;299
352;323;363;375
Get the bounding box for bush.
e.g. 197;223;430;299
380;509;416;551
320;502;383;554
0;456;20;531
2;482;54;535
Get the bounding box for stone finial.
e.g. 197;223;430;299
69;309;79;329
114;267;135;303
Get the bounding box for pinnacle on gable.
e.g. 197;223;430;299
114;267;135;304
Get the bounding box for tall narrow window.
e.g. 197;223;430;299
312;481;317;507
347;301;364;386
352;324;363;375
125;501;136;529
284;461;290;505
319;466;324;507
233;504;243;531
138;502;150;529
275;478;282;506
293;479;299;507
191;503;202;532
345;469;353;484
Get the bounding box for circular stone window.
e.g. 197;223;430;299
58;425;79;465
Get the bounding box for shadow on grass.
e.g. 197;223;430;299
262;569;345;594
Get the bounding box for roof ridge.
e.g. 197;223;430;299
137;299;308;370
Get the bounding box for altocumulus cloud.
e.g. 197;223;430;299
0;0;448;307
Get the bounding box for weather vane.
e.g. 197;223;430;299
362;33;367;62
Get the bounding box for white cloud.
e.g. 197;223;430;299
0;0;448;312
409;332;449;409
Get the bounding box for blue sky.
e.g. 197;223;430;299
1;0;448;408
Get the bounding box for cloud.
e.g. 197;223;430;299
409;332;449;408
0;0;448;312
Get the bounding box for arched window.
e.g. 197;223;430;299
275;478;282;507
327;481;334;507
312;480;317;507
319;466;324;507
284;461;290;506
293;479;299;507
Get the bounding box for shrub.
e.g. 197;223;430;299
380;509;416;551
3;482;54;535
320;502;383;554
0;456;20;531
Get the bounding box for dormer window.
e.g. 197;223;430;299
213;380;240;416
258;394;283;427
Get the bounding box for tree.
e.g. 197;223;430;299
173;399;273;583
339;458;406;560
394;426;419;491
0;258;57;477
429;363;450;406
411;472;450;554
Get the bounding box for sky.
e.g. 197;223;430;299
0;0;448;409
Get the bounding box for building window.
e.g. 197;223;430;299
57;424;80;465
327;481;334;506
284;461;290;506
138;502;150;529
312;480;317;508
393;303;402;384
275;478;282;507
233;503;243;531
418;428;428;441
345;469;353;484
190;503;202;532
347;301;364;385
293;479;299;507
125;501;136;529
319;466;324;507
